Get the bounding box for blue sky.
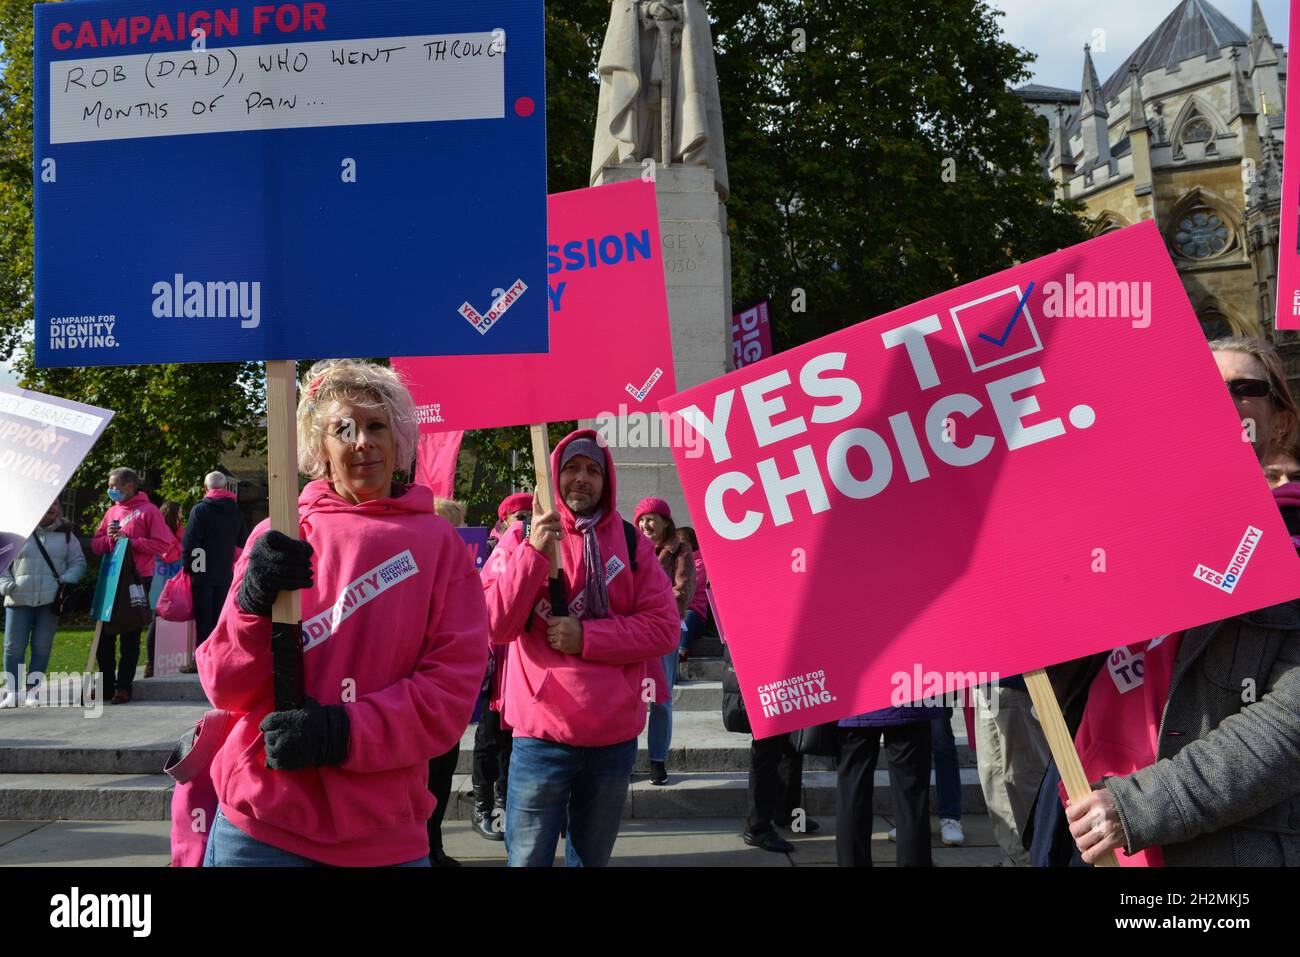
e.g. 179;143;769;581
993;0;1290;90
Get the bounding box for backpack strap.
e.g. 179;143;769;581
622;520;639;572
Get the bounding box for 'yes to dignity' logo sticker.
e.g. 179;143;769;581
1192;526;1262;594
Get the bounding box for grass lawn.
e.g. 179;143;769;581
46;627;97;675
4;619;100;678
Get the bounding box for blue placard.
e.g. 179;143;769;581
34;0;547;367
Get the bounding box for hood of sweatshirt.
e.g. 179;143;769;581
550;429;617;532
297;478;434;520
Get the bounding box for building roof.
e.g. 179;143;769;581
1056;0;1254;151
1014;83;1080;103
1098;0;1249;104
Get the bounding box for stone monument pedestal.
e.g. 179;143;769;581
581;162;731;523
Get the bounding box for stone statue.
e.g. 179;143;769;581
590;0;730;201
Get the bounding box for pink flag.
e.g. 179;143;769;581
415;431;464;498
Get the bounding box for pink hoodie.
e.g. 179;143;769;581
480;429;680;747
91;491;175;578
197;480;487;866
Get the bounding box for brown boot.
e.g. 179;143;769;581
111;690;131;705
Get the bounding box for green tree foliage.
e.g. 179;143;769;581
709;0;1088;346
0;0;36;362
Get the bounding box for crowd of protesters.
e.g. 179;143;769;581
4;329;1297;869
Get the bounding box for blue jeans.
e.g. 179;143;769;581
202;807;430;867
647;642;680;762
931;708;961;820
678;609;705;652
3;604;59;689
505;735;636;867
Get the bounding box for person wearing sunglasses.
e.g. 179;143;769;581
1042;336;1300;867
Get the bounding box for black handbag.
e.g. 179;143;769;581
720;642;751;734
31;530;72;617
792;721;843;757
107;548;152;633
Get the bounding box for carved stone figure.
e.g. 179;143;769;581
590;0;729;200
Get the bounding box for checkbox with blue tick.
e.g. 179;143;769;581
951;283;1044;373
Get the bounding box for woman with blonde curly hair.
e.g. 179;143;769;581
198;359;487;867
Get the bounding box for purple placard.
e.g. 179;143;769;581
0;384;113;577
456;527;491;571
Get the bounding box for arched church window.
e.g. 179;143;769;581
1181;117;1213;143
1174;209;1232;259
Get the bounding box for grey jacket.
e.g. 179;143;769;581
1058;600;1300;866
0;520;87;608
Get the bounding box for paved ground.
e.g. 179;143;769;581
0;813;1011;867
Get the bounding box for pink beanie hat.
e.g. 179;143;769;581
634;497;672;522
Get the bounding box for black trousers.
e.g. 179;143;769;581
836;722;932;867
426;743;460;854
98;576;151;697
192;576;232;647
471;697;513;795
746;732;803;834
97;628;142;698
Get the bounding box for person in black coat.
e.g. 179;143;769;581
182;472;248;648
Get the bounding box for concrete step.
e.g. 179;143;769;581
672;679;721;711
0;773;173;821
678;656;723;682
688;637;722;658
131;674;210;703
0;765;987;824
452;711;975;772
0;701;208;774
446;768;987;820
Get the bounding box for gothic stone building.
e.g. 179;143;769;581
1017;0;1297;381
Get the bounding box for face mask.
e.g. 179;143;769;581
107;488;126;502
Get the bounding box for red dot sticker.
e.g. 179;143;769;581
514;96;535;117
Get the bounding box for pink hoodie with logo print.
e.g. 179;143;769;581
91;491;175;578
480;429;680;747
196;479;487;867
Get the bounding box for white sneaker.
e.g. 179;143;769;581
0;689;23;708
23;687;40;706
886;827;897;842
940;818;965;846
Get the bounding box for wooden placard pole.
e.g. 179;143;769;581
529;424;570;617
83;619;104;704
266;360;304;711
1022;668;1118;867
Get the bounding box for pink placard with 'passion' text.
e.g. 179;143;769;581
661;221;1300;738
394;180;675;431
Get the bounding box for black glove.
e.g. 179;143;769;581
260;696;350;771
236;530;314;617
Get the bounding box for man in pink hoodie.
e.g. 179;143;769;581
198;359;487;867
482;429;680;866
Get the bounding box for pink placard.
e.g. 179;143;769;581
660;221;1300;738
393;180;675;431
154;618;195;677
1275;4;1300;330
731;300;772;369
